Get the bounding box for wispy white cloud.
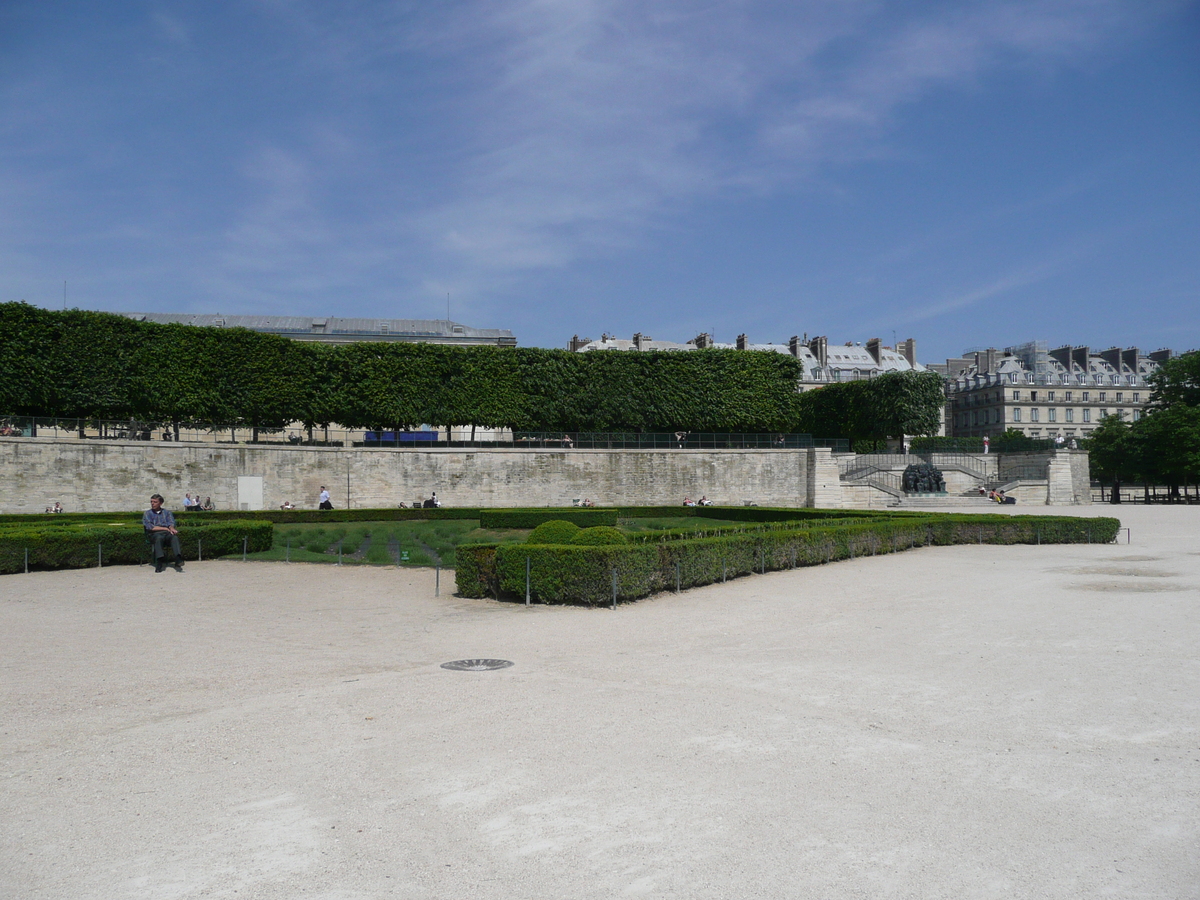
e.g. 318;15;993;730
0;0;1186;331
403;0;1168;288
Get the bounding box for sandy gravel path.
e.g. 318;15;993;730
2;505;1198;899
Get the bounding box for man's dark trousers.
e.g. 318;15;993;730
151;531;183;562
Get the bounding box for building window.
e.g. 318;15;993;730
1100;409;1108;418
1065;391;1072;401
972;411;978;426
1133;393;1140;402
1116;392;1123;401
1031;391;1038;401
1031;408;1040;422
1048;391;1056;401
1082;391;1090;401
1013;408;1022;422
1133;409;1141;421
1066;408;1074;422
1009;373;1017;383
1048;408;1057;422
1099;392;1106;401
1083;409;1091;423
1012;390;1020;400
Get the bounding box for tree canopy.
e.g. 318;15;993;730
1085;350;1200;501
794;370;944;443
0;302;946;437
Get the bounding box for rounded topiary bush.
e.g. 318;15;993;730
570;526;629;546
527;520;582;545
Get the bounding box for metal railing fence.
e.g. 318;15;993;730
0;417;849;453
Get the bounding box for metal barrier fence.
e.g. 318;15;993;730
505;432;848;451
0;416;350;446
0;417;849;452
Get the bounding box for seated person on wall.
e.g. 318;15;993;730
143;493;184;573
202;496;214;511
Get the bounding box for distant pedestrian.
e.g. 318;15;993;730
318;486;333;510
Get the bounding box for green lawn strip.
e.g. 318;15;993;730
243;519;530;567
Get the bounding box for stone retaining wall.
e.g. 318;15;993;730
0;438;815;513
0;439;1091;514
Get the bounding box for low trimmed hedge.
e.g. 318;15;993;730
571;526;628;545
456;514;1120;604
694;507;882;524
0;507;481;528
479;509;619;528
495;543;660;605
527;520;582;544
0;520;274;574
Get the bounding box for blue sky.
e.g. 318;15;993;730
2;0;1197;361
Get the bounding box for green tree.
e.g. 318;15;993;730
1131;404;1200;502
794;371;944;443
1084;415;1137;503
1147;351;1200;410
0;302;58;417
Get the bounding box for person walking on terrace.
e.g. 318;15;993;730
144;493;184;573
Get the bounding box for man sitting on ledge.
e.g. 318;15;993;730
143;493;184;573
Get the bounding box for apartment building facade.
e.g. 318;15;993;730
568;332;925;390
941;341;1174;440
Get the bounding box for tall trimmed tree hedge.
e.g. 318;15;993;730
0;302;943;437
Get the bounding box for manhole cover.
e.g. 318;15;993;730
440;659;514;671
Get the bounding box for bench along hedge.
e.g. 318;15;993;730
456;514;1120;605
0;520;274;574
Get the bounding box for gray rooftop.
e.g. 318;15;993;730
120;313;516;345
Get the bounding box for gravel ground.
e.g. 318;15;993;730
2;505;1198;899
